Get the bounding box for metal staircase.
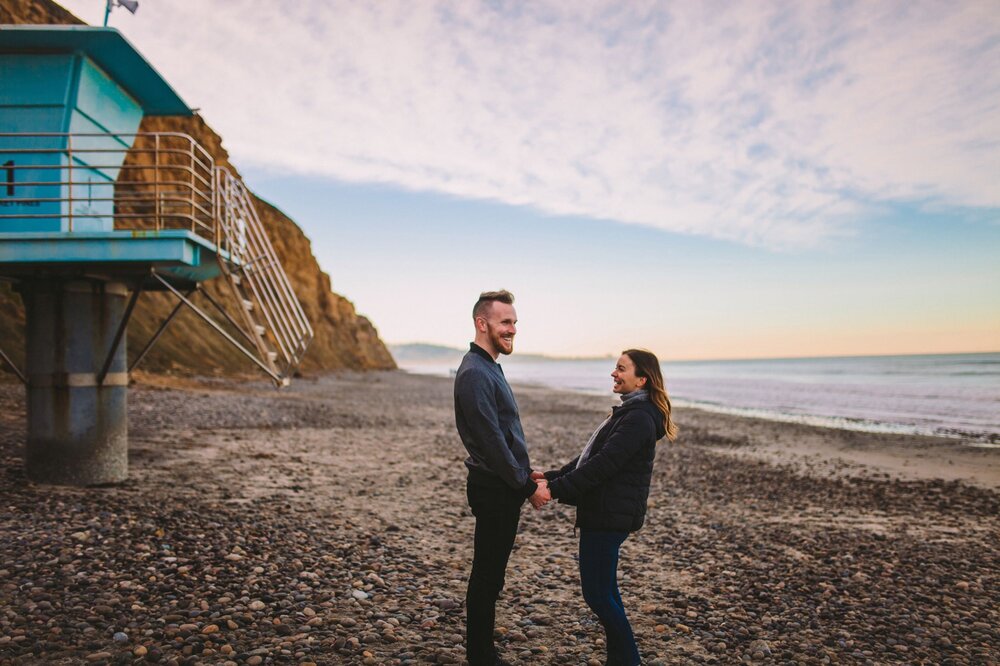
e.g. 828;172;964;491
214;168;314;385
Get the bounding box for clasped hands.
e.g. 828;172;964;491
528;471;551;510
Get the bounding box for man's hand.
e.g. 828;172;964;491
530;471;546;481
529;478;551;510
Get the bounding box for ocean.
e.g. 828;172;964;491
400;352;1000;445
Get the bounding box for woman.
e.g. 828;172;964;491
534;349;678;666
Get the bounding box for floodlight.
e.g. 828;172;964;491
104;0;138;25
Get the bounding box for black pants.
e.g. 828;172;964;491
465;482;524;665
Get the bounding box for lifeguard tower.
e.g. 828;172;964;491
0;26;313;485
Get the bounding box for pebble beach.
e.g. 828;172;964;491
1;370;998;665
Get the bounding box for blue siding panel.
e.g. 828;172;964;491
0;54;75;106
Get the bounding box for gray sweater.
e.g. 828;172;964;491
454;343;537;497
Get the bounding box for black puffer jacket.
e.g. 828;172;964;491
545;399;665;532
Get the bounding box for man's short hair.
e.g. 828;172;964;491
473;290;514;320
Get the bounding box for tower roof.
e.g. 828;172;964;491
0;25;191;116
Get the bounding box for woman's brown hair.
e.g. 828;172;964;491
623;348;679;441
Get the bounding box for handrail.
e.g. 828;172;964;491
215;167;313;378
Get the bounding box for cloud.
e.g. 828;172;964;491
65;0;1000;246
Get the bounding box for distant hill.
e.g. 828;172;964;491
390;343;465;364
390;343;610;365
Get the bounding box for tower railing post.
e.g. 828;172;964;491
67;133;73;231
154;133;160;230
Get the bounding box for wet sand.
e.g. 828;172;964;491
0;371;997;665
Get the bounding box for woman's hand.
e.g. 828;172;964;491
530;471;546;481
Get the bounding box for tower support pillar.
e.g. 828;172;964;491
21;279;129;485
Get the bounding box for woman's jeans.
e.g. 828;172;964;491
579;529;640;666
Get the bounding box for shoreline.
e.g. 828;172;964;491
468;373;1000;491
659;393;999;490
397;363;1000;448
1;370;998;665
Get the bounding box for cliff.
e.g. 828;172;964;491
0;0;396;377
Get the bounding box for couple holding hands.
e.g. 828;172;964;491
454;290;679;666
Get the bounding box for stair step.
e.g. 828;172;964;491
230;274;241;285
267;351;278;362
242;299;254;311
254;324;266;336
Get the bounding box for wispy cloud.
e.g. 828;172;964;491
66;0;1000;246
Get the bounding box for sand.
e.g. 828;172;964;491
676;406;1000;490
0;370;997;665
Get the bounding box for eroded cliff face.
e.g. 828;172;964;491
0;0;396;376
0;0;78;24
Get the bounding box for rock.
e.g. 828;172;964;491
749;639;772;657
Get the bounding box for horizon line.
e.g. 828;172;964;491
389;342;1000;365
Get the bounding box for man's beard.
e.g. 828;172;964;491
488;325;513;355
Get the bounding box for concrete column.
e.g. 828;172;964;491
22;279;129;485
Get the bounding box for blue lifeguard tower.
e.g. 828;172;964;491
0;26;313;485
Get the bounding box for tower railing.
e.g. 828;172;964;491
0;131;313;385
0;132;216;236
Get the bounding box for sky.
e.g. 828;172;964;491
60;0;1000;360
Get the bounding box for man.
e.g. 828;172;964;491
454;289;551;666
